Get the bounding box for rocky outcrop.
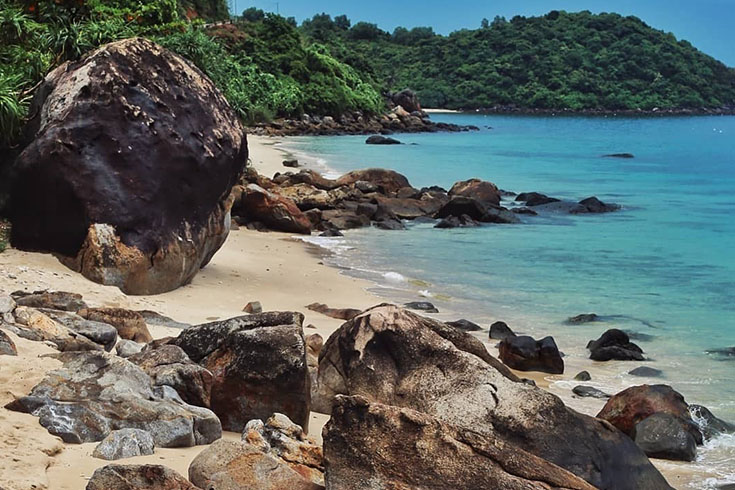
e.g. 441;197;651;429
335;168;410;195
435;196;519;224
572;197;621;214
390;89;423;113
5;351;221;447
325;395;595;490
92;429;155;461
232;184;312;234
173;312;310;432
317;304;670;489
189;414;323;490
587;329;645;361
9;38;247;295
80;307;153;343
499;335;565;374
449;178;501;206
129;344;214;408
86;464;198;490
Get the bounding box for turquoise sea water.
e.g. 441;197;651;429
280;114;735;486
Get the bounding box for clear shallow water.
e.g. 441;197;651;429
280;114;735;486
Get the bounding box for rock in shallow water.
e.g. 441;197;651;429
317;304;670;489
573;385;610;399
587;328;645;361
92;428;155;461
9;38;246;295
630;366;664;377
634;413;698;461
323;395;595;490
499;335;564;374
489;320;516;340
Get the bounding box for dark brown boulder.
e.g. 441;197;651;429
317;304;670;489
9;38;247;295
13;291;87;311
232;184;312;234
499;335;565;374
86;464;198;490
129;345;213;408
173;312;310;433
391;89;422;113
435;196;519;224
449;178;501;206
335;169;411;195
587;329;644;361
79;307;153;344
324;395;596;490
572;197;621;214
516;192;561;206
597;384;701;443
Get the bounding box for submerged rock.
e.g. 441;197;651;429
365;135;401;145
446;319;482;331
317;304;670;489
6;351;221;447
587;328;644;361
689;404;735;440
434;214;481;228
604;153;635;158
499;335;564;374
324;395;595;490
92;428;155;461
86;464;197;490
404;301;439;313
630;366;664;377
173;312;310;433
9;38;246;295
572;197;621;214
567;313;599;324
574;370;592;381
516;192;560;206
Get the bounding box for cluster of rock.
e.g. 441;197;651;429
249;90;478;137
6;38;248;295
230;166;622;235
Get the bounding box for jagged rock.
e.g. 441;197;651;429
129;345;214;408
5;351;221;447
13;291;87;312
38;308;118;351
574;371;592;381
572;197;621;214
232;184;312;234
630;366;664;377
0;329;17;355
79;307;153;343
516;192;561;206
489;320;516;341
568;313;599;324
449;178;501;206
317;304;669;489
92;429;155;461
446;319;482;331
335;169;410;195
243;301;263;314
306;303;361;321
116;339;144;358
499;335;564;374
365;135;401;145
324;395;595;490
573;385;610;399
9;38;246;295
587;328;644;361
634;413;698;461
173;312;310;433
86;464;198;490
13;306;103;352
597;384;702;445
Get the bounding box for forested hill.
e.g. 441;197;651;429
301;10;735;111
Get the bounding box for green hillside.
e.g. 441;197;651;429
302;10;735;111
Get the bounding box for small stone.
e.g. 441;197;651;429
574;371;592;381
116;339;143;358
629;366;663;377
283;159;299;168
573;385;610;399
403;301;438;313
243;301;263;314
92;428;155;461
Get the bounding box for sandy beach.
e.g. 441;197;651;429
0;135;706;489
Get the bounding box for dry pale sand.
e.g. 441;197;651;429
0;135;692;489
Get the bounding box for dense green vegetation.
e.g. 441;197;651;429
301;10;735;110
0;0;382;151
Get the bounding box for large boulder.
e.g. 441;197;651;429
391;89;422;113
5;351;221;447
634;413;698;462
129;344;214;408
324;395;595;490
499;335;565;374
597;384;702;444
435;196;519;224
189;414;323;490
587;328;645;361
86;464;198;490
317;304;670;489
173;312;310;432
449;178;501;206
232;184;312;234
365;135;401;145
335;169;411;195
8;38;247;295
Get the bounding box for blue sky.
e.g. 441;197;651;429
231;0;735;66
